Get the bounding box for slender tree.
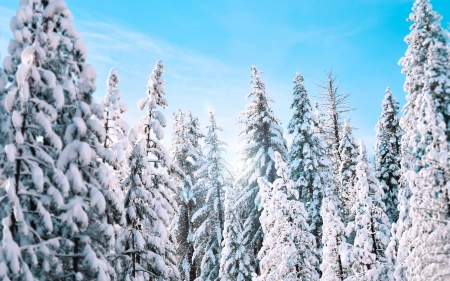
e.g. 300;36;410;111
219;187;253;281
192;112;233;281
315;71;354;175
100;68;130;182
170;109;204;281
256;151;319;281
337;120;359;223
375;87;401;223
288;72;330;254
235;66;288;274
117;61;179;280
340;142;391;281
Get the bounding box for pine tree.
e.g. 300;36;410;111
256;151;319;281
340;142;391;281
100;68;130;182
235;66;288;274
288;72;330;253
0;44;66;280
219;187;253;281
337;120;359;222
401;0;450;279
117;61;179;280
192;112;232;281
391;1;450;279
315;71;354;176
170;109;204;281
374;87;401;223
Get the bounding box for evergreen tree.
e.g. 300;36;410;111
0;44;66;280
117;61;179;280
100;68;130;183
219;187;253;281
192;112;232;281
400;0;450;279
316;71;354;176
337;120;359;222
288;72;330;253
374;87;401;223
391;1;450;279
235;66;288;274
256;151;319;281
170;109;204;281
340;142;391;281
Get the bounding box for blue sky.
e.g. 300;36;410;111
1;0;449;162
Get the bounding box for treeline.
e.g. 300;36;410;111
0;0;448;281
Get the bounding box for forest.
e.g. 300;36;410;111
0;0;448;280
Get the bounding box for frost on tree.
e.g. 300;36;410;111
235;66;288;274
170;109;204;281
192;112;233;281
374;88;401;224
399;0;450;279
256;152;319;281
391;1;450;279
315;71;354;177
337;120;359;223
219;187;253;281
287;72;332;255
100;68;130;183
340;142;391;281
117;61;179;280
320;183;346;281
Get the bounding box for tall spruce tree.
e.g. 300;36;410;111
374;87;401;223
100;68;130;183
0;44;66;280
390;1;450;279
288;72;330;253
400;1;450;279
219;187;253;281
170;109;204;281
256;152;319;281
192;112;232;281
340;142;391;281
337;120;359;222
117;61;179;280
235;66;288;274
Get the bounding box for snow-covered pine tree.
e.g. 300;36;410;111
337;120;359;222
235;66;288;274
0;44;67;280
256;151;319;281
100;68;130;182
389;1;450;279
400;0;450;279
340;142;391;281
374;87;401;223
170;109;204;281
117;61;179;280
219;187;253;281
315;71;354;177
320;185;346;281
288;72;331;254
192;112;233;281
17;1;127;279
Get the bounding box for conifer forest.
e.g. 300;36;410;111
0;0;449;280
